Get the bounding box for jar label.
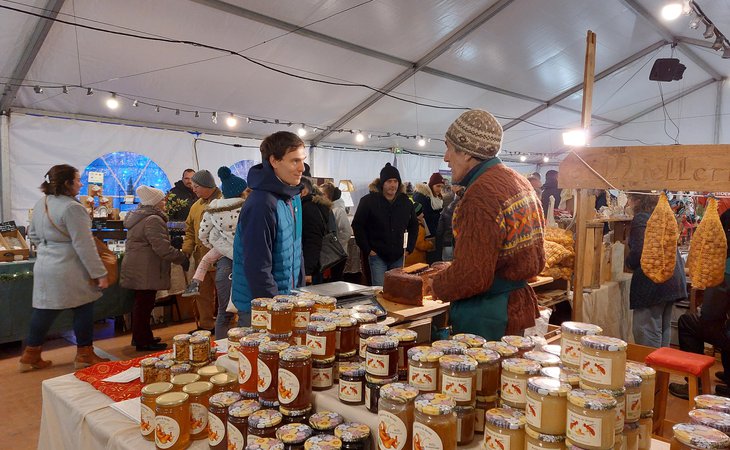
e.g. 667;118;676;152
306;333;327;356
441;373;473;402
627;392;641;421
527;442;545;450
228;342;241;359
525;395;543;429
312;365;334;388
485;426;510;450
359;339;367;359
615;397;625;433
252;310;268;328
339;379;362;402
228;421;245;450
278;368;300;404
208;412;225;446
266;311;272;331
378;410;407;450
476;367;484;392
567;409;604;448
239;354;253;384
638;419;651;449
336;330;341;351
475;407;485;433
293;311;310;328
190;402;208;435
579;352;613;386
154;415;180;449
409;365;438;391
366;352;391;377
365;384;372;409
500;372;527;406
561;336;582;366
140;403;154;436
258;359;272;393
414;421;444;450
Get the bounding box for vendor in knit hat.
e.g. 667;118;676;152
429;109;546;340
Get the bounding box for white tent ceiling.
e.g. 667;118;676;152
1;0;729;164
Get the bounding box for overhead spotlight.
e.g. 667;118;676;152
33;85;43;94
723;45;730;59
155;105;160;113
62;85;69;94
105;93;119;110
661;2;683;21
86;87;94;96
417;136;426;147
194;111;199;118
688;13;701;29
562;128;588;146
175;109;180;116
712;35;724;50
543;156;550;163
703;23;715;39
355;132;365;143
519;155;527;162
226;113;238;128
212;112;217;124
297;125;307;137
132;99;139;107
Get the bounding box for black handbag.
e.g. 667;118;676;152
318;208;347;273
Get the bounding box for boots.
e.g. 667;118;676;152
18;345;52;372
74;345;110;369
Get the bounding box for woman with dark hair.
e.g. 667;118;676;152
19;165;110;371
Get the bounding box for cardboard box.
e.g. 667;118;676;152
0;222;30;261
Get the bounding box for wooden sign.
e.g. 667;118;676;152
0;221;18;233
559;145;730;191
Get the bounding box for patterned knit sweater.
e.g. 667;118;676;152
432;162;546;334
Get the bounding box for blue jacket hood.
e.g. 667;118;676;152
247;161;302;198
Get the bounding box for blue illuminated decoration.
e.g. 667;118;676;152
81;152;171;211
229;160;256;181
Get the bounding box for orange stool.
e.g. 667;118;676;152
645;347;715;434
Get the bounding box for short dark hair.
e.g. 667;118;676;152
41;164;78;196
260;131;304;162
628;192;659;215
182;169;195;177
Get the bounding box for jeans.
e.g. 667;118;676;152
632;302;674;348
369;254;403;287
132;290;157;346
27;302;94;347
214;257;234;340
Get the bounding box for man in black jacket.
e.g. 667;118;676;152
352;163;418;286
167;169;197;221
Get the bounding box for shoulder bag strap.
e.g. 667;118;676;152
44;197;70;238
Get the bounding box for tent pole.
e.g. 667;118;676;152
715;80;724;145
0;114;10;221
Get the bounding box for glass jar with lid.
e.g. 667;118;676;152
309;312;337;323
525;425;566;450
366;374;399;413
414;393;457;450
353;304;380;315
501;335;536;357
624;422;639;450
228;327;250;360
171;373;200;391
335;317;358;356
695;396;730;414
525;350;561;367
580;384;625;436
334;422;371;450
332;308;353;318
154;392;190;450
566;389;617;450
247;437;286;450
154;360;174;383
407;346;444;393
210;372;238;394
141;382;173;441
189;335;210;365
541;366;581;388
378;382;419;450
313;296;337;313
624;374;642;423
626;362;656;414
197;365;225;382
258;341;290;403
293;299;315;330
173;334;192;363
208;391;242;450
259;399;279;410
171;363;192;378
613;432;623;450
241;334;271;398
452;333;487;348
560;322;603;368
269;332;293;344
292;329;307;346
140;357;160;385
439;354;478;406
526;377;571;435
484;407;527;450
465;348;501;398
455;405;476;445
192;329;213;350
339;363;366;405
386;328;418;380
305;435;343;450
182;381;213;440
366;336;399;380
309;411;345;436
252;298;274;330
638;411;652;450
671;423;730;450
278;346;313;411
281;405;313;425
312;358;335;391
352;312;377;327
484;341;519;359
359;324;390;359
476;395;499;434
501;358;542;409
432;339;468;355
689;409;730;436
269;301;294;335
248;409;284;442
580;336;627;390
276;423;314;450
228;399;263;450
307;321;337;361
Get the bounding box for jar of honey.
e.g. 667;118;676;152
171;373;200;391
524;350;561;367
281;405;313;425
313;296;337;313
269;332;293;344
278;346;313;411
260;399;280;410
293;299;315;330
626;363;656;414
141;357;160;385
378;382;419;450
541;366;581;388
560;322;603;368
334;422;371;450
455;405;476;445
432;339;468;356
465;348;501;398
269;302;295;335
352;312;377;327
252;298;274;330
310;312;337;323
366;374;399;413
689;409;730;435
141;382;173;441
228;327;248;360
366;336;399;380
247;437;286;450
313;358;335;391
332;308;353;317
240;334;271;398
197;365;225;382
452;333;487;348
484;341;519;359
581;384;625;435
228;399;262;450
173;334;192;363
671;423;730;450
439;354;478;406
339;363;366;405
501;335;535;357
386;328;418;380
310;411;345;436
248;409;284;442
334;352;357;384
407;346;444;393
335;317;358;356
500;358;542;409
192;329;213;351
277;423;314;450
579;336;627;390
305;435;343;450
274;295;296;303
526;377;571;435
208;391;242;450
154;392;190;450
182;381;213;440
359;324;390;359
159;352;175;361
566;389;617;450
307;321;337;361
414;393;457;450
353;304;380;315
171;363;192;378
155;360;174;383
258;341;290;403
476;395;499;434
525;425;566;450
624;422;639;450
638;412;653;450
210;372;238;394
484;407;527;450
624;374;642;423
695;396;730;414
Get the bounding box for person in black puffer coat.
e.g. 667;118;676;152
301;177;332;285
167;169;198;222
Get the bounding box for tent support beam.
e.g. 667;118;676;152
0;0;65;114
715;80;724;144
0;115;10;221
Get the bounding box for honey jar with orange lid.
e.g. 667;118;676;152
526;376;571;435
307;321;337;361
439;354;478;406
248;409;284;441
172;334;192;363
334;422;371;450
695;396;730;414
154;391;191;450
182;380;213;440
197;364;226;382
579;336;627;390
228;399;263;450
240;333;271;398
432;339;468;355
141;357;161;385
561;322;603;368
359;324;390;359
252;298;274;330
465;347;501;397
525;425;566;450
366;335;399;380
335;317;358;356
208;391;242;450
170;372;200;391
671;423;730;450
210;372;238;394
155;359;174;382
452;333;488;348
305;435;343;450
386;328;418;380
141;382;173;441
500;358;542;409
277;423;314;450
407;346;444;393
484;341;519;359
269;301;295;335
566;389;617;450
689;409;730;436
309;411;345;436
501;335;536;356
293;299;315;330
378;382;420;450
541;366;581;388
624;373;643;423
278;346;313;411
258;341;291;403
524;350;561;367
313;296;337;313
247;437;286;450
484;407;527;450
414;393;457;450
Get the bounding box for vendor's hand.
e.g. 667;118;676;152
96;276;109;289
369;251;376;257
305;275;313;285
180;258;190;272
423;276;434;297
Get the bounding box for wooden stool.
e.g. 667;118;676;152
645;347;715;434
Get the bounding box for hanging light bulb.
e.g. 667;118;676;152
86;88;94;96
543;156;550;163
33;85;43;94
105;93;119;110
211;112;217;124
661;2;683;21
355;132;365;143
226;113;238;128
132;99;139;107
519;155;527;162
562;128;588;147
297;124;307;137
417;136;426;147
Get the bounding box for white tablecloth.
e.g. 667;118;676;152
581;273;632;341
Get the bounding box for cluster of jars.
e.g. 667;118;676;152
140;351;225;386
142;330;214;379
668;394;730;450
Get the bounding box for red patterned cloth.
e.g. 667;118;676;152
74;352;166;401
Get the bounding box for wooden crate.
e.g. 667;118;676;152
0;233;14;262
0;229;30;261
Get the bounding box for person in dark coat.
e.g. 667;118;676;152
626;193;687;348
352;163;418;286
541;170;561;214
301;177;332;285
436;184;464;261
413;173;445;237
167;169;197;221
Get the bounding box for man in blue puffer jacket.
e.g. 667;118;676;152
232;131;306;324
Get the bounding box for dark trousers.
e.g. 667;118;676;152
27;302;94;347
132;290;157;346
678;312;730;382
214;257;234;340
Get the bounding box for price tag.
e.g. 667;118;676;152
88;172;104;183
0;221;18;233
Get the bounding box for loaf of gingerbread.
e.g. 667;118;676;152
382;262;449;305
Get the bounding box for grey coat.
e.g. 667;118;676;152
120;206;187;291
29;195;107;309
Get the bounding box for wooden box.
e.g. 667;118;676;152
0;229;30;261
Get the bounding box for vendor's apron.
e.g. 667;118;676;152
449;277;526;340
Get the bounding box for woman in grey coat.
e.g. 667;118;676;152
19;165;110;372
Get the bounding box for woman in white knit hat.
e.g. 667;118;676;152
120;185;189;351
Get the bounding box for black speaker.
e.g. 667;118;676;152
649;58;686;82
